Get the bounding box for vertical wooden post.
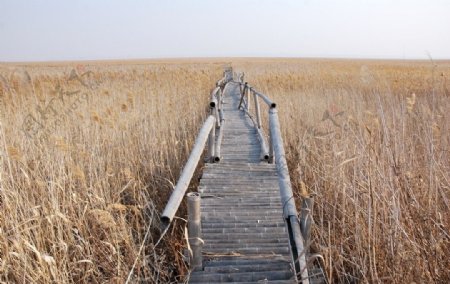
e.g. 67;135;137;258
187;192;203;270
268;122;274;164
253;91;262;129
256;128;270;161
217;88;222;111
215;108;225;163
207;107;216;162
246;85;251;112
215;106;221;129
300;195;315;250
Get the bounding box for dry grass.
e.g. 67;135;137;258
0;60;224;283
1;58;449;283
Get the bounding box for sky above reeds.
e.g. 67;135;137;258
1;0;449;61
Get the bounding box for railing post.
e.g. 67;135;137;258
187;192;203;270
300;195;315;252
253;91;262;129
217;88;222;111
246;85;251;112
210;88;221;129
268;122;274;164
215;107;221;129
207;109;216;163
215;101;225;162
256;128;270;161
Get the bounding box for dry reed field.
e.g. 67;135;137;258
234;58;450;283
0;60;224;283
0;58;449;283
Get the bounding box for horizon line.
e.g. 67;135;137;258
2;55;450;65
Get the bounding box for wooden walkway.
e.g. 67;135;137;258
189;82;296;283
160;70;326;283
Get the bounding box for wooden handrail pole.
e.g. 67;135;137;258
208;108;216;163
161;115;215;225
268;122;274;164
254;90;276;108
269;108;309;282
246;84;251;112
187;192;203;270
215;108;225;162
253;91;262;129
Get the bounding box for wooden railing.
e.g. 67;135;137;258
160;68;232;227
160;68;320;283
235;74;314;282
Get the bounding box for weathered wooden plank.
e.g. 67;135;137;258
202;257;291;266
201;234;289;241
203;262;291;273
203;247;290;255
201;227;287;234
201;197;282;202
189;270;293;283
203;238;290;244
202;222;285;228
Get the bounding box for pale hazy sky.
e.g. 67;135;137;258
1;0;449;61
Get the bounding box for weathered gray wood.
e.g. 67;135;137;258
186;78;312;283
187;192;203;270
246;84;251;112
189;270;294;283
269;107;309;283
214;115;224;162
247;85;276;108
204;262;291;273
207;108;216;162
256;127;270;161
253;91;262;129
160;115;215;225
210;87;219;107
238;82;247;110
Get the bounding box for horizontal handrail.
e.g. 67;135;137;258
234;80;276;108
161;115;216;226
161;70;232;227
250;87;277;108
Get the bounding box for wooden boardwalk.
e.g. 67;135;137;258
161;70;326;283
189;82;296;283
